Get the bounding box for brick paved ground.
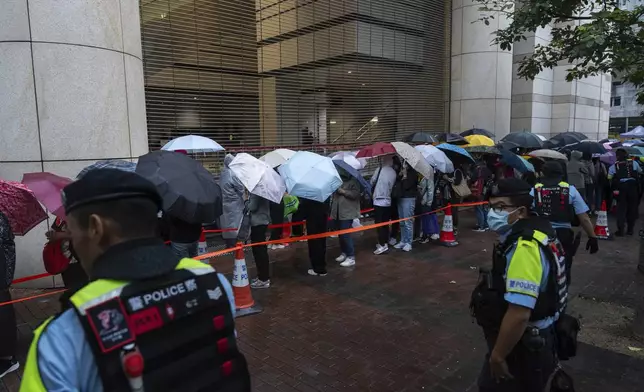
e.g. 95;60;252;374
2;212;644;391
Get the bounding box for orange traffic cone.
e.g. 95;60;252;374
232;243;263;317
197;230;208;256
440;204;459;247
594;200;610;240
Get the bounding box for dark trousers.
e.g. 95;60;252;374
269;201;284;241
0;289;16;358
250;225;270;281
306;214;328;274
374;206;392;246
478;328;557;392
390;200;400;239
449;197;461;228
291;209;306;237
224;238;237;249
617;181;639;231
413;197;422;239
61;262;89;289
555;228;575;286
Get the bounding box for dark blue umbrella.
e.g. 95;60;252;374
332;160;372;197
437;133;468;145
499;149;534;173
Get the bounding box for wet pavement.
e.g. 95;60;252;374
2;212;644;391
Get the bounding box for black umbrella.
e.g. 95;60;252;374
549;132;588;147
497;140;520;151
460;128;495;138
561;140;606;156
404;132;438;144
500;131;543;149
136;151;223;224
437;133;468;145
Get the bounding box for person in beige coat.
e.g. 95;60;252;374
330;176;361;267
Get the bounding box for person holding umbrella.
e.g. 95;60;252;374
330;170;361;267
370;156;398;255
0;211;18;379
220;154;246;248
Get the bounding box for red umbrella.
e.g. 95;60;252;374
355;142;396;158
0;179;48;236
22;172;72;218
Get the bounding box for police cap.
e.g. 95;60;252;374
490;178;532;197
542;161;564;177
63;169;162;215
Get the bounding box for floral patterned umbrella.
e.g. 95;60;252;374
0;179;48;236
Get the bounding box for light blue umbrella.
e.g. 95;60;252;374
518;156;535;172
436;143;475;164
278;151;342;202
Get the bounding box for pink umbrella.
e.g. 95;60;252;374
0;179;48;236
22;172;72;218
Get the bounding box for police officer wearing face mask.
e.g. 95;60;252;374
608;147;642;236
21;169;250;392
470;178;568;392
532;161;598;286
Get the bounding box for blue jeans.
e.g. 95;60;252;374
397;197;416;244
171;241;198;259
421;213;440;235
335;219;355;257
475;205;489;229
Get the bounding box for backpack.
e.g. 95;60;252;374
43;240;71;275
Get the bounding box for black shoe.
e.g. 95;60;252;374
0;358;19;379
627;228;634;236
615;230;625;237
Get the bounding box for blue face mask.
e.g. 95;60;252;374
487;208;520;233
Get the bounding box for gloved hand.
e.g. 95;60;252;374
586;237;599;254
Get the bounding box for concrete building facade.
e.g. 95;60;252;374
1;0;609;285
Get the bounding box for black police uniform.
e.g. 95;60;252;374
471;179;568;392
533;162;579;285
613;158;639;234
58;169;251;391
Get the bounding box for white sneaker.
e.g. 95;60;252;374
250;278;270;289
402;243;412;252
374;244;388;255
335;253;347;262
340;257;355;267
430;234;440;240
276;244;285;249
394;241;405;249
268;244;275;250
307;269;327;276
388;237;398;246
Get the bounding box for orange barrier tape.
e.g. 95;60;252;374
193;202;485;260
0;202;485;307
204;208;375;233
0;289;68;307
11;272;52;285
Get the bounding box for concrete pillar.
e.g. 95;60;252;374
450;0;513;138
0;0;148;287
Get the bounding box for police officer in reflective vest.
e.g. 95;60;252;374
471;178;568;392
21;169;250;392
608;148;642;236
532;161;598;285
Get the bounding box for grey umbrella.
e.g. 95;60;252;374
136;151;222;224
500;131;543;149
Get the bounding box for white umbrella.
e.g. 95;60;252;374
330;151;367;169
332;154;362;170
161;135;225;153
391;142;433;178
259;148;296;168
414;145;454;173
534;134;547;141
229;153;286;204
529;149;568;161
